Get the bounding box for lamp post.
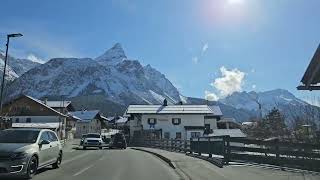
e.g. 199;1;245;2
0;33;23;114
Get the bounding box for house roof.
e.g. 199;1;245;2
297;44;320;90
115;117;128;124
24;95;67;117
43;101;72;108
126;105;222;115
218;118;241;125
208;129;247;138
69;110;100;121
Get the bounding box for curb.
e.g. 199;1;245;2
130;147;176;169
186;153;224;168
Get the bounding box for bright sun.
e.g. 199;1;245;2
227;0;244;5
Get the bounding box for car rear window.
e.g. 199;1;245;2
86;134;100;138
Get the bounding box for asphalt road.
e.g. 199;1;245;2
30;147;180;180
8;142;319;180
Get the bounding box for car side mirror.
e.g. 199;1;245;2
39;139;50;146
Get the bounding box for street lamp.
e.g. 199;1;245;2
0;33;23;114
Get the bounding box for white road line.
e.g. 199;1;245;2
62;151;92;165
99;156;105;161
73;164;94;176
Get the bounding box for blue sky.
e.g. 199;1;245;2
0;0;319;101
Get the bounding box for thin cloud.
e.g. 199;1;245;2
192;43;209;64
27;54;45;64
205;90;219;101
252;84;256;89
192;56;199;64
202;43;209;54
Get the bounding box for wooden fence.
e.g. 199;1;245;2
134;136;320;172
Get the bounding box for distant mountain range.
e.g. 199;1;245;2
0;50;41;79
2;44;319;123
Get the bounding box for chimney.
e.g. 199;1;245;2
163;99;168;106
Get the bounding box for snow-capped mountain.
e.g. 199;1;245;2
0;50;41;77
0;50;19;81
95;43;127;66
220;89;308;114
6;44;181;109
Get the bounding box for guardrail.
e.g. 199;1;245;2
134;136;320;172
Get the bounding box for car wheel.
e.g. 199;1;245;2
99;147;103;150
25;155;38;179
52;152;62;169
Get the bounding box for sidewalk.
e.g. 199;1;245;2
135;147;320;180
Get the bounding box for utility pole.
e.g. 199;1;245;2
0;33;22;130
0;33;23;114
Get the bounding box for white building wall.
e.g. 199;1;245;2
140;114;206;140
204;118;217;130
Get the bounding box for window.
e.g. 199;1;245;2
217;122;227;129
39;132;51;142
48;132;58;141
147;118;157;125
15;118;19;123
176;132;181;139
191;132;201;138
26;118;31;123
83;126;86;130
164;132;170;139
204;124;211;134
172;118;181;125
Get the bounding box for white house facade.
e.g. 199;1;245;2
126;105;223;140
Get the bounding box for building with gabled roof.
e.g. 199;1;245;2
69;110;103;138
125;103;223;140
2;95;68;139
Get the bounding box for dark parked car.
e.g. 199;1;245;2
110;133;127;149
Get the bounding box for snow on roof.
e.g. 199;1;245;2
12;123;61;129
126;105;222;115
24;95;67;117
69;110;100;121
105;117;115;121
209;129;247;138
116;117;128;124
43;101;72;108
242;122;256;126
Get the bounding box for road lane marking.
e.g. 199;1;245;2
62;151;92;165
99;156;105;161
73;164;94;176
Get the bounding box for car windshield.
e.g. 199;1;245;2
86;134;100;138
1;1;320;179
0;130;40;143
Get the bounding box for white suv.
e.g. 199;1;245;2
82;133;103;150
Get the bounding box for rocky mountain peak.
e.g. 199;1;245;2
95;43;127;66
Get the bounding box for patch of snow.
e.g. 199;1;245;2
149;90;165;103
92;89;103;94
